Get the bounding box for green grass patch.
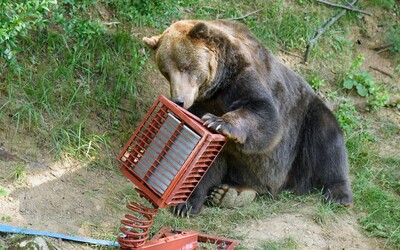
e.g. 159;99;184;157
349;139;400;248
1;26;148;161
256;237;298;250
0;188;8;197
7;163;26;184
151;196;274;240
312;201;348;225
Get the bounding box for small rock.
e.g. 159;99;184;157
9;236;56;250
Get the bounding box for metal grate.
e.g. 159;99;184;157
116;96;240;249
118;95;227;208
132;112;201;194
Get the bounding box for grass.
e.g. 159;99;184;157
1;0;399;249
7;163;26;184
312;202;348;225
0;188;7;197
256;237;298;250
351;151;400;247
1;26;148;162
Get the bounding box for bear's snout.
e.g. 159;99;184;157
172;98;185;107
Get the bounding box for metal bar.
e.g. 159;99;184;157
0;224;120;247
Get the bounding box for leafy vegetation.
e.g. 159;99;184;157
0;0;399;249
103;0;183;28
342;55;389;110
388;24;400;56
0;0;56;60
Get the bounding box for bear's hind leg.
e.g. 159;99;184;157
323;180;352;206
303;99;353;206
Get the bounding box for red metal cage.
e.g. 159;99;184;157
117;96;239;249
118;95;227;208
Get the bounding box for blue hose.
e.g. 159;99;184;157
0;224;120;247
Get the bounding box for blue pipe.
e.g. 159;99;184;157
0;224;120;247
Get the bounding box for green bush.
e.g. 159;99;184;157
388;24;400;56
335;100;362;135
0;0;56;59
103;0;183;28
0;0;106;61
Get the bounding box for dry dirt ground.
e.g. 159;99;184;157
1;7;399;250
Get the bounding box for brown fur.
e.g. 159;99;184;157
143;20;353;216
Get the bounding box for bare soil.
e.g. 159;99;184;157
1;6;399;250
238;205;382;250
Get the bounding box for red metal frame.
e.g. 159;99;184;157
117;95;239;249
119;226;240;250
146;227;239;250
118;95;227;208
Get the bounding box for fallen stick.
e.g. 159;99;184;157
316;0;372;16
230;9;264;20
279;48;303;59
369;66;394;78
103;21;121;26
376;44;394;54
304;0;357;63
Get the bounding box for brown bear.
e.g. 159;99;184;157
143;20;353;216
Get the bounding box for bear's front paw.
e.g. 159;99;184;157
202;113;245;143
172;200;203;217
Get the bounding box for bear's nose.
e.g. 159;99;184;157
172;98;184;107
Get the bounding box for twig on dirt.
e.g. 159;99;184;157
279;48;303;59
375;44;394;54
115;105;135;114
372;44;393;51
304;0;357;63
230;9;264;20
88;97;135;114
106;103;134;114
369;66;394;78
316;0;372;16
343;0;353;7
103;21;121;26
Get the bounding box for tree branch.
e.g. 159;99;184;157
369;66;393;78
316;0;372;16
279;48;303;59
230;9;264;20
304;0;358;63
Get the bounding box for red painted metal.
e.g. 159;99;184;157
117;95;239;249
118;95;226;208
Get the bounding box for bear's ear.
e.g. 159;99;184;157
188;22;209;40
142;35;161;50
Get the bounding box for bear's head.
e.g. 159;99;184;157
143;20;218;109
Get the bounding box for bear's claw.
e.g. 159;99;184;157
323;182;353;207
202;113;242;142
172;198;203;217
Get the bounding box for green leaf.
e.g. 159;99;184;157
356;84;368;97
343;79;355;89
